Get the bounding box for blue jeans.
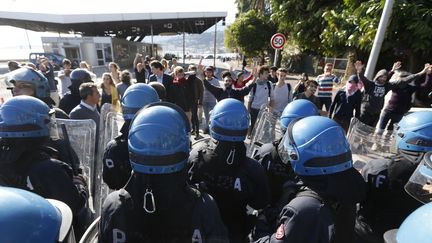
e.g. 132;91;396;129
203;101;216;130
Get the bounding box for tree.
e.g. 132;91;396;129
270;0;341;54
320;0;432;71
224;10;276;58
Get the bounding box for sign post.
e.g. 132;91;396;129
270;33;286;67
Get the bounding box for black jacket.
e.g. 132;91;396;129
188;140;270;242
203;79;254;102
99;174;228;243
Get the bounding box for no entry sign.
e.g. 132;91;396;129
270;33;286;49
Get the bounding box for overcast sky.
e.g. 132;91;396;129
0;0;237;59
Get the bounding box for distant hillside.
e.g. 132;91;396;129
150;31;227;56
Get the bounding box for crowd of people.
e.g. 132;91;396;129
0;54;432;243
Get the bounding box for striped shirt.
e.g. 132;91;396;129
316;74;339;97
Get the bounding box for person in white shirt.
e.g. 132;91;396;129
272;68;292;113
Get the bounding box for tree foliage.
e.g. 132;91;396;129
230;0;432;70
224;10;276;57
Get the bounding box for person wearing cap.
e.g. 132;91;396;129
328;74;362;133
99;102;228;242
202;70;255;102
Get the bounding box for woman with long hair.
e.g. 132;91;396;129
109;62;121;84
101;72;120;109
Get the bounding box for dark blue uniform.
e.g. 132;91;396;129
188;140;270;242
253;141;298;206
0;147;89;238
256;168;366;243
355;155;422;243
251;141;301;241
255;189;335;243
99;176;228;243
102;124;132;190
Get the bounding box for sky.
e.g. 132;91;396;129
0;0;237;60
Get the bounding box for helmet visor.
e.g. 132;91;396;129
278;121;300;165
405;152;432;204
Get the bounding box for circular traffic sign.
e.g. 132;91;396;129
270;33;286;49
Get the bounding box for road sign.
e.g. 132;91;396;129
270;33;286;49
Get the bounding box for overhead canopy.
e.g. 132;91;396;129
0;11;226;40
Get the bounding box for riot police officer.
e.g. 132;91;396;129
383;201;432;243
255;99;320;205
252;99;320;240
7;66;85;179
7;66;69;118
0;186;76;243
103;83;159;190
257;116;366;243
188;98;270;242
59;68;94;114
0;96;89;239
99;102;228;242
355;111;432;243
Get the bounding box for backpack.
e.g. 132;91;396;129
272;83;292;101
252;81;272;98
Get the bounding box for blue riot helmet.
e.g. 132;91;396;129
209;98;249;142
278;116;352;176
396;111;432;154
0;187;75;243
384;202;432;243
69;68;93;93
128;102;190;174
121;83;159;120
280;99;320;132
0;96;54;138
70;68;92;83
7;67;50;99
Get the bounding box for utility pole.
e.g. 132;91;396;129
365;0;395;79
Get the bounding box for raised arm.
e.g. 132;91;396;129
390;63;431;87
203;78;223;100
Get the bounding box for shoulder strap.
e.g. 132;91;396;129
267;81;272;97
296;189;324;204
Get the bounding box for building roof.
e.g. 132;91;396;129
0;11;226;40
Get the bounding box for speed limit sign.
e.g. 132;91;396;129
270;33;286;49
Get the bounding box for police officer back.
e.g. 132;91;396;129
188;98;270;242
102;83;159;190
257;116;366;243
0;96;89;239
99;102;228;242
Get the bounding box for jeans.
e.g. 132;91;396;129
378;109;404;131
318;97;332;111
249;107;260;135
203;101;216;130
191;104;199;133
